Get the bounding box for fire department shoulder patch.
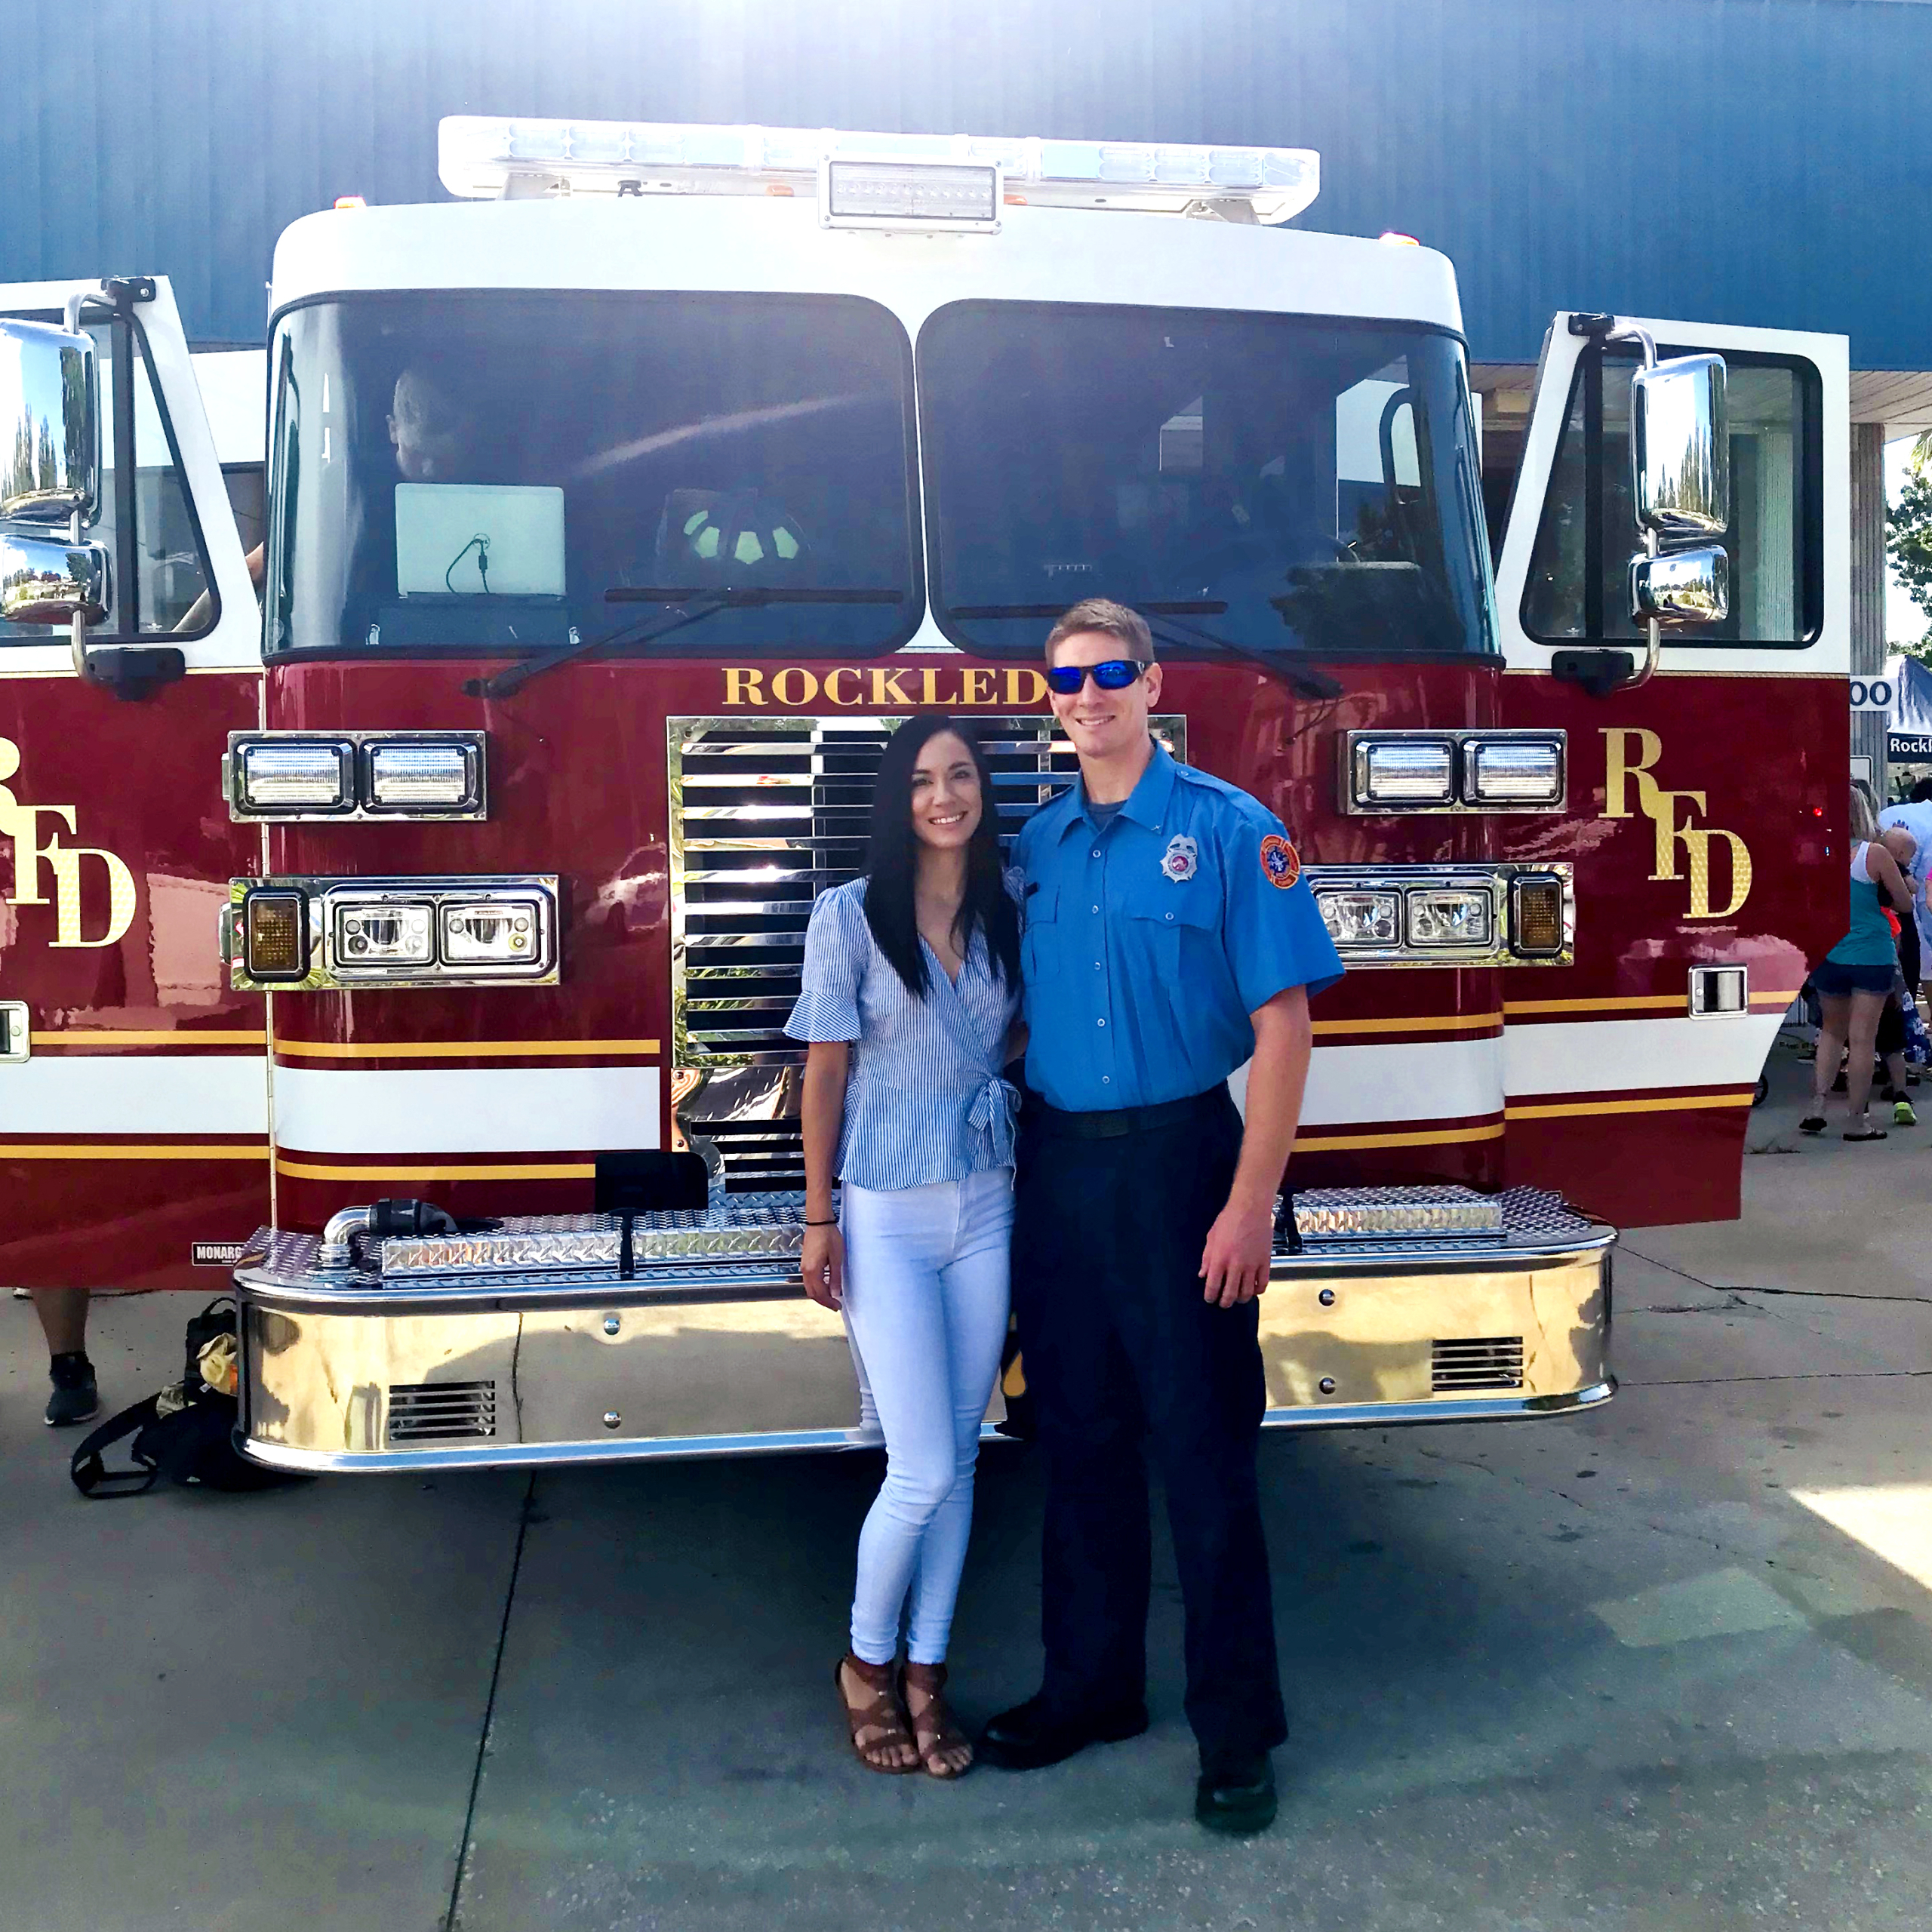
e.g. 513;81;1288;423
1259;833;1300;890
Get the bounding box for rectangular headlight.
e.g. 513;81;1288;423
441;897;544;965
1352;737;1455;808
822;157;1000;229
236;740;352;812
242;890;309;980
1406;887;1493;949
1315;889;1400;948
365;741;479;811
1510;874;1567;957
1465;735;1564;806
333;899;435;971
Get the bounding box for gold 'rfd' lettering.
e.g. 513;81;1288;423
0;736;138;948
1600;727;1752;920
721;666;1049;709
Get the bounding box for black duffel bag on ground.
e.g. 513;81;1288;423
69;1296;309;1498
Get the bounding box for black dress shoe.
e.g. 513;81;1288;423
1195;1755;1277;1835
977;1694;1149;1771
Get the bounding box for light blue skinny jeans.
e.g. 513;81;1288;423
840;1164;1013;1666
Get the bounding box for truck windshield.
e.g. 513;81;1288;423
918;302;1494;661
265;293;920;659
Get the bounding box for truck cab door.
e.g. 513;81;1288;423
1490;312;1848;1226
0;277;268;1290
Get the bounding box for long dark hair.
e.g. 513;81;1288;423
863;715;1020;998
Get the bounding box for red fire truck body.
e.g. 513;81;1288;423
0;122;1847;1469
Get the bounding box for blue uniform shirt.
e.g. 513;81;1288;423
1017;743;1343;1112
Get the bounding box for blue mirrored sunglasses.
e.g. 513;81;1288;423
1045;658;1148;696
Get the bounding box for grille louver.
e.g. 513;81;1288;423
387;1380;497;1442
1431;1337;1524;1392
670;713;1183;1189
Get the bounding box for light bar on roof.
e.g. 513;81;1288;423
438;118;1321;224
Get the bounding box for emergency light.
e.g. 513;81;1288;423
438;118;1320;226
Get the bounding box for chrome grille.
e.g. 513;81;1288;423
387;1380;497;1442
669;712;1183;1188
1430;1337;1524;1392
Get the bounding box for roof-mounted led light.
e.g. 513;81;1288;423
822;157;1000;232
438;118;1320;224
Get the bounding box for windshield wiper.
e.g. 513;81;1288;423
1137;611;1345;701
944;601;1344;700
948;601;1229;620
462;587;909;701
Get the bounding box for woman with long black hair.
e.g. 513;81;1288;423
786;715;1023;1779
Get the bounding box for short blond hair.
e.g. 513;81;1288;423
1044;598;1154;666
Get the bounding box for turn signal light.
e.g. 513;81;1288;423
243;891;309;980
1511;875;1566;957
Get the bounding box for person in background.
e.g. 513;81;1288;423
1878;777;1932;985
789;715;1023;1780
33;1288;97;1426
1804;786;1915;1140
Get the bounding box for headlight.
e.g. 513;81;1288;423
235;740;352;812
441;897;543;964
1464;735;1564;806
1352;737;1454;808
1316;888;1401;948
1406;887;1493;949
334;900;435;969
365;741;480;811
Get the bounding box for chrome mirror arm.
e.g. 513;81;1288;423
1610;322;1660;694
63;292;89;680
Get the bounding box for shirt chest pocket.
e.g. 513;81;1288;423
1021;884;1058;983
1127;875;1219;980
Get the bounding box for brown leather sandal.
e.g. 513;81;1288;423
901;1660;974;1779
835;1654;918;1774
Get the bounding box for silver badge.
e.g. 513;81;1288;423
1160;834;1198;883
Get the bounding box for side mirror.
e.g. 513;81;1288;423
0;529;109;625
0;320;98;524
1631;353;1729;541
1630;544;1729;629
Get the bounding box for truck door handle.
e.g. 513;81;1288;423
0;1001;27;1063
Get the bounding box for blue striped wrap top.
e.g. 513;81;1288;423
784;876;1022;1192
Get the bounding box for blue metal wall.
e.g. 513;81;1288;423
3;0;1927;365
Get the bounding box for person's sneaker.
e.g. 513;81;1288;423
1897;1098;1918;1127
44;1352;98;1428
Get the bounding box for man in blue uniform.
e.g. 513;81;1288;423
977;598;1343;1835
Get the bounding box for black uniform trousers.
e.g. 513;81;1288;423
1011;1085;1288;1769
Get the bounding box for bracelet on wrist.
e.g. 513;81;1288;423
803;1217;838;1227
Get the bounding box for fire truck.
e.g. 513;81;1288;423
0;119;1845;1470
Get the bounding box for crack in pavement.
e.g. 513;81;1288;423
1623;1247;1932;1309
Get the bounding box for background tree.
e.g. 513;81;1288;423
1887;434;1932;666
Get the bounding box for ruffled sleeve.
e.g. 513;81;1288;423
784;884;866;1042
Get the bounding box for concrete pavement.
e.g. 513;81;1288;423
7;1032;1932;1930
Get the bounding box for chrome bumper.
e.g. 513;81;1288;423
234;1188;1614;1473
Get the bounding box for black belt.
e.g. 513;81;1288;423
1033;1087;1230;1140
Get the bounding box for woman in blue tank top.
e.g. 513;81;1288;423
1805;786;1915;1139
